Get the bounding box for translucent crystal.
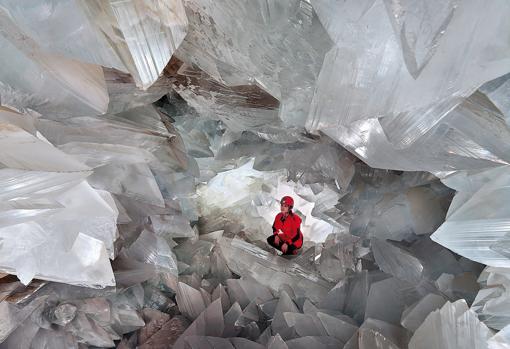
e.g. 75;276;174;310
0;297;46;342
267;334;289;349
371;238;424;284
1;0;188;90
345;318;410;349
283;312;327;337
0;123;89;172
176;0;331;129
365;277;424;325
285;336;343;349
137;315;189;348
173;298;224;349
175;282;206;321
479;73;510;125
29;328;79;349
218;237;332;304
226;279;273;310
150;215;196;239
212;284;231;313
383;0;458;78
0;222;115;287
309;0;510;150
432;166;510;267
401;294;447;332
488;323;510;349
88;163;164;207
0;319;40;349
472;267;510;330
0;6;108;116
317;312;358;343
104;67;171;114
409;300;494;349
125;230;178;275
272;290;300;334
222;302;242;338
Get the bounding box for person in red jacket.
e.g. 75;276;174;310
267;196;303;255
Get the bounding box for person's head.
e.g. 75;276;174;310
280;196;294;214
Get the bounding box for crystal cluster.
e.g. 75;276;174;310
0;0;508;348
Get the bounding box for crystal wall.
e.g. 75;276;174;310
0;1;509;348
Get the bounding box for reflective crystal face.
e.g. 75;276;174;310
0;0;508;348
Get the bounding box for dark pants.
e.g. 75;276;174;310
267;235;299;255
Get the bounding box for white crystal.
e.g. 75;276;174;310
409;300;493;349
1;0;188;90
432;166;510;267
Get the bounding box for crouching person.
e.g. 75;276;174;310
267;196;303;255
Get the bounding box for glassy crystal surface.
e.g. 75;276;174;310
0;1;507;348
409;300;493;349
432;166;510;267
0;0;188;90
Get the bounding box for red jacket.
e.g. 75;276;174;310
272;212;303;249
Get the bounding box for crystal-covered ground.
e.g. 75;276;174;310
0;1;509;348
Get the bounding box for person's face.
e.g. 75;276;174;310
280;203;290;213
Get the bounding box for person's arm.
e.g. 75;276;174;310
289;215;302;247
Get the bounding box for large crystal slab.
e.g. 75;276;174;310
36;114;176;158
371;238;423;284
0;169;118;287
1;0;188;90
175;282;206;321
150;215;196;239
409;300;493;349
137;315;190;348
0;222;114;287
308;84;510;173
432;165;510;267
285;336;343;349
272;290;300;334
57;142;158;170
479;73;510;126
309;0;510;149
317;312;358;343
104;68;171;114
488;323;510;349
383;0;458;79
345;318;410;349
0;168;91;201
0;172;118;287
472;267;510;330
0;7;108;116
282;312;327;337
0;123;89;172
173;298;224;349
125;230;178;275
170;62;281;133
88;163;164;207
401;294;447;332
0;199;62;229
365;277;423;325
226;279;273;310
0;296;46;343
30;181;119;259
0;318;40;349
408;237;464;281
177;0;331;128
218;237;332;304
